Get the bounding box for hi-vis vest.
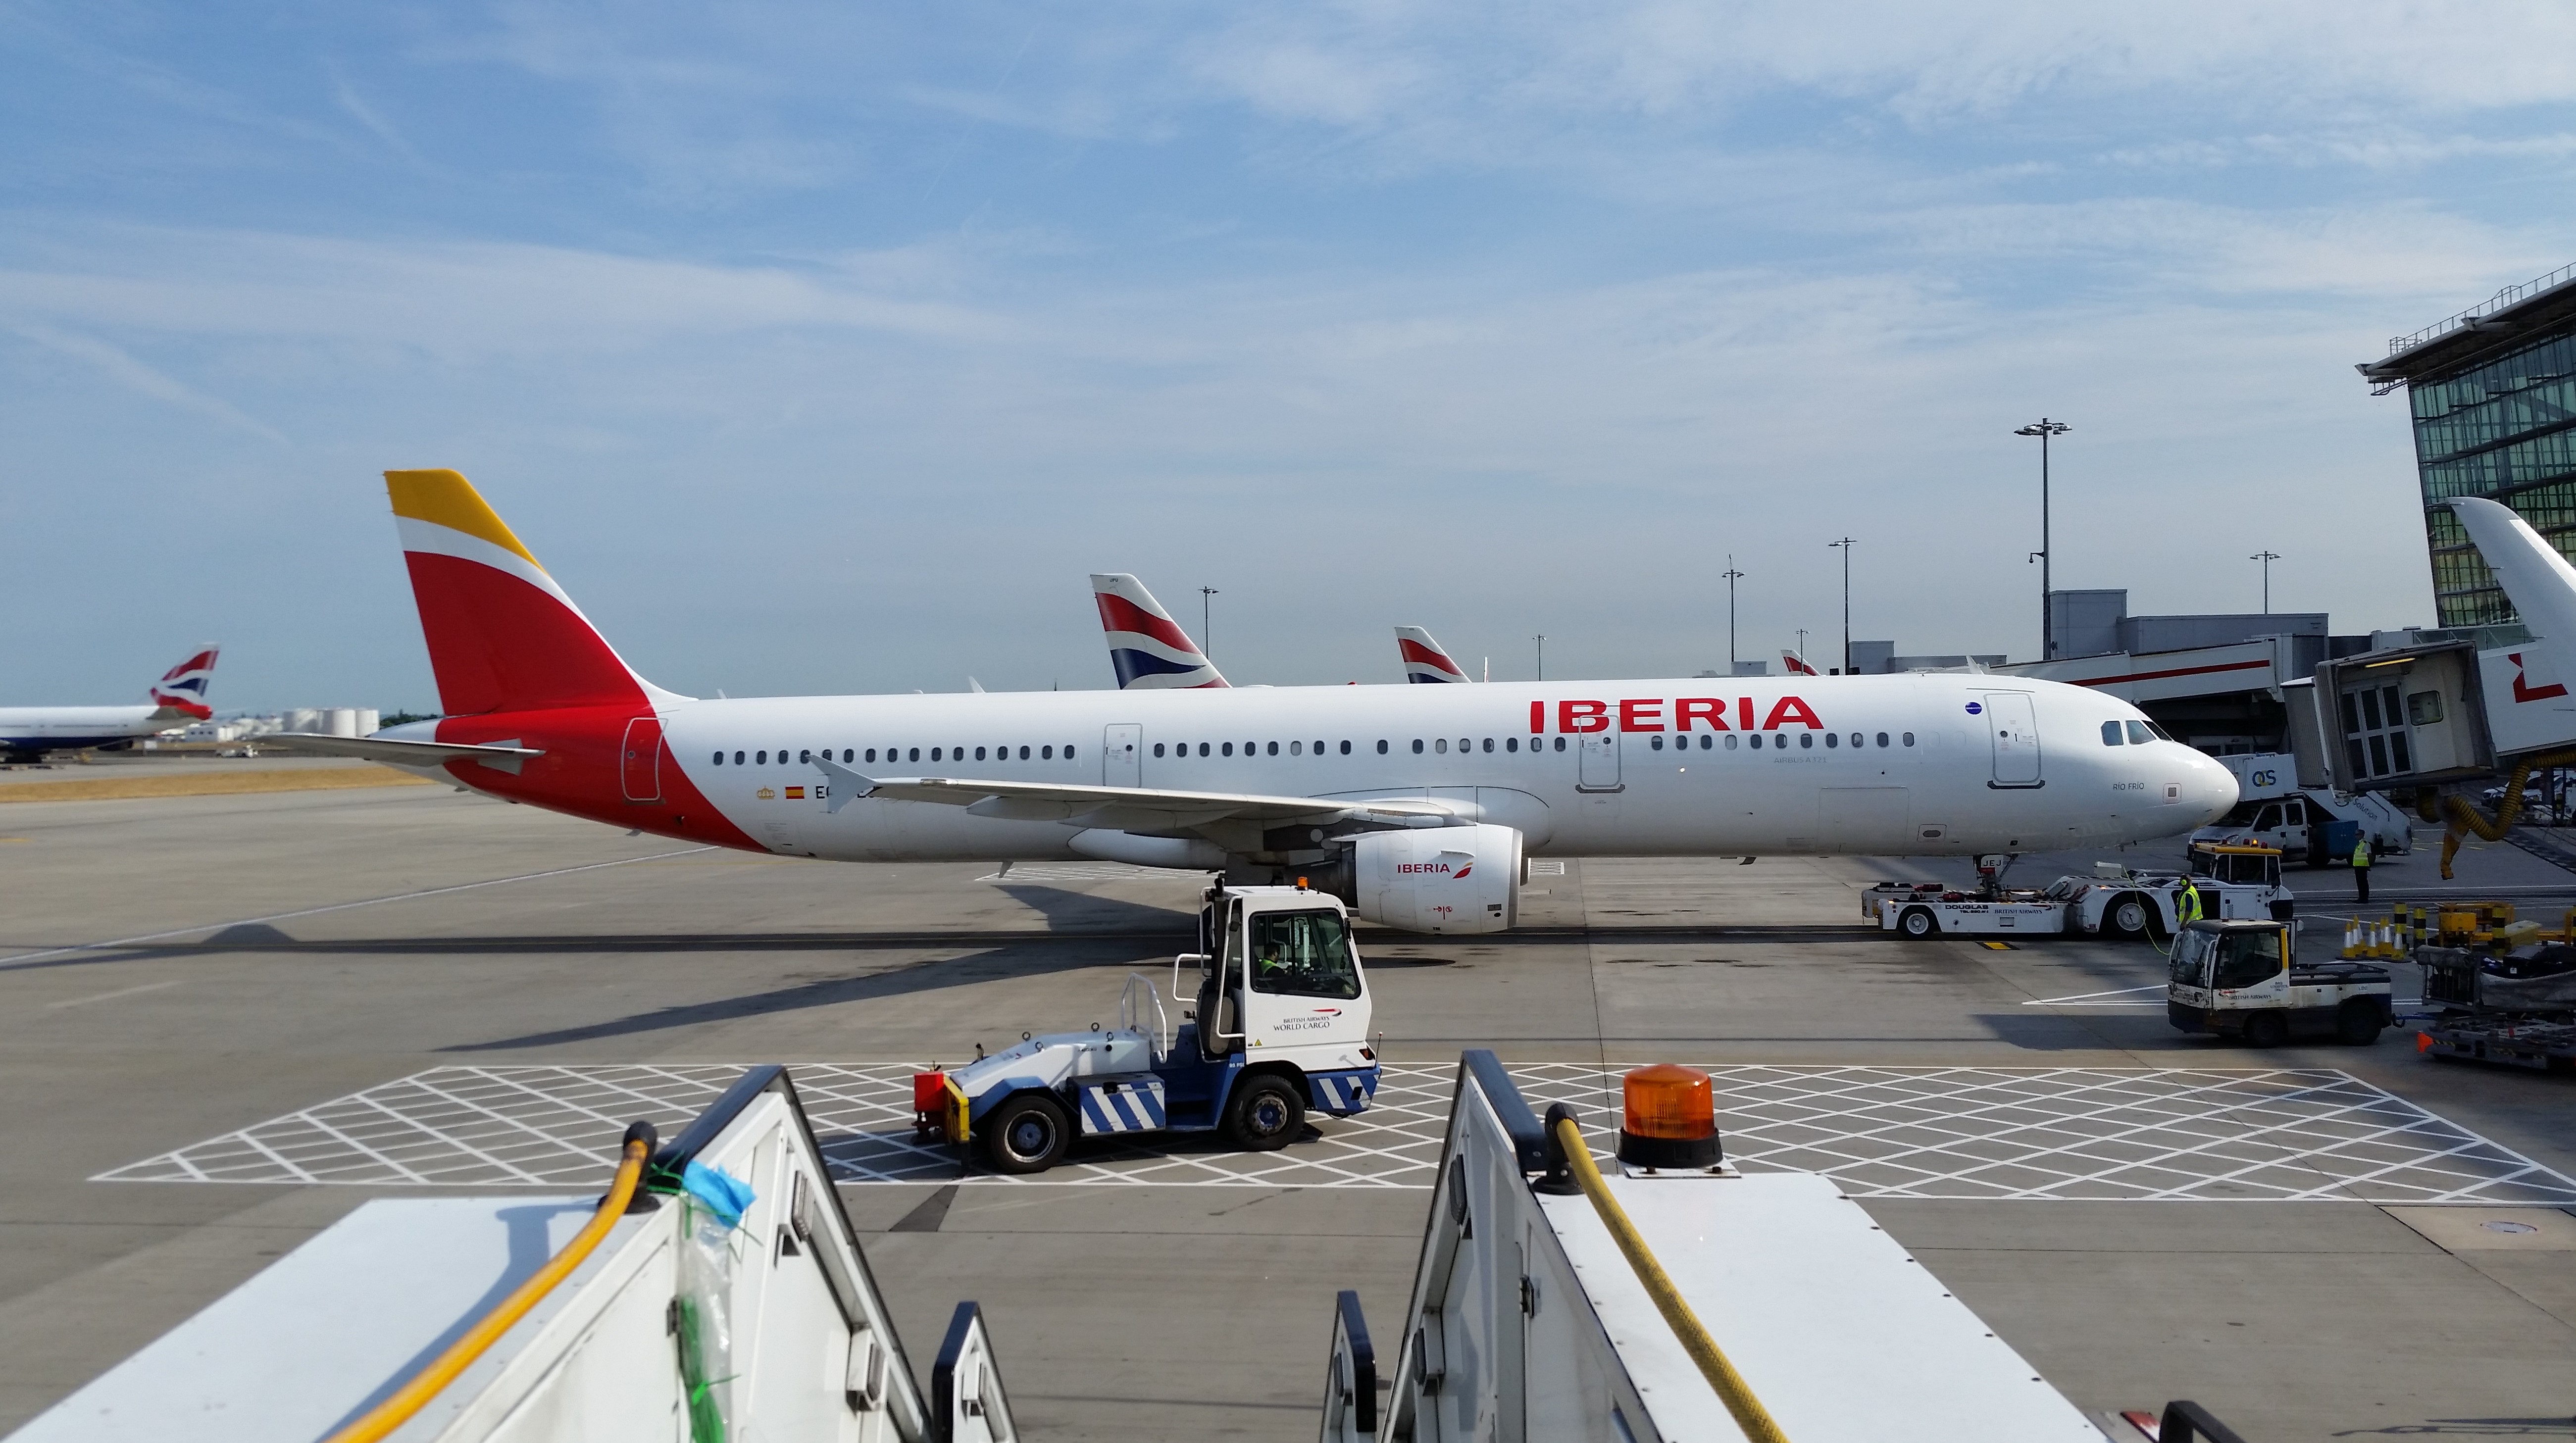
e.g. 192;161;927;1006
2352;837;2371;868
2177;883;2204;924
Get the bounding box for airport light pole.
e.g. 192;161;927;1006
1199;587;1218;661
1722;557;1745;670
2015;418;2070;659
2250;550;2280;614
1828;538;1856;673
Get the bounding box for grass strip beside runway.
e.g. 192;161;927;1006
0;766;435;802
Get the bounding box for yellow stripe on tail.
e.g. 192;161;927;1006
386;469;545;570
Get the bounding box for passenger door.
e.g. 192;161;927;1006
620;716;662;802
1982;692;2042;787
1576;733;1621;793
1104;723;1142;788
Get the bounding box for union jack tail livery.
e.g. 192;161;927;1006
387;469;656;715
1782;650;1819;676
1090;574;1228;690
1396;626;1471;684
148;647;221;720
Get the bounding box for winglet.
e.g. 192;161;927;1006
1396;626;1470;684
1090;574;1229;689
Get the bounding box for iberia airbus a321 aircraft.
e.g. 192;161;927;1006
281;470;2236;934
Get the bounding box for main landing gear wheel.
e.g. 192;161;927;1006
2104;895;2152;941
2242;1012;2288;1049
1225;1075;1306;1152
1899;907;1939;939
2336;999;2384;1046
982;1094;1071;1175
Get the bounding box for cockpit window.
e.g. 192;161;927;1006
2101;721;2124;746
2126;721;2155;745
1245;909;1362;1000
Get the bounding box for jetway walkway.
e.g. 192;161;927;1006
14;1066;1013;1443
11;1057;2317;1442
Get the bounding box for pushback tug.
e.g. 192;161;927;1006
918;883;1382;1173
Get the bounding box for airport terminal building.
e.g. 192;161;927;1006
2362;261;2576;627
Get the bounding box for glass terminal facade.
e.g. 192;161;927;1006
2369;267;2576;627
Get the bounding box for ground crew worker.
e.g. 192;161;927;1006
2353;834;2372;903
2177;880;2204;927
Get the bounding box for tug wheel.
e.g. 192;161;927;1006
982;1094;1072;1174
1898;907;1939;939
2242;1012;2288;1049
1226;1076;1307;1152
2335;999;2384;1046
2104;895;2151;941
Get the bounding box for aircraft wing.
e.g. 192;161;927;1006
813;754;1451;830
253;732;544;774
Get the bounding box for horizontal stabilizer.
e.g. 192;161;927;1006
257;732;545;775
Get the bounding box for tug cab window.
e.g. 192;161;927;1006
2212;929;2285;991
1245;909;1363;1000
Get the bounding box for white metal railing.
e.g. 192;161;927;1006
2388;260;2576;357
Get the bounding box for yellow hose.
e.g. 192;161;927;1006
322;1134;653;1443
1551;1116;1790;1443
2437;750;2576;879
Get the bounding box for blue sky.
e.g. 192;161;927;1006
6;2;2576;711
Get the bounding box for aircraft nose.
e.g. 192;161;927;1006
2189;751;2239;824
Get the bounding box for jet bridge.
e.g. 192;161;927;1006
12;1066;1013;1443
1322;1052;2243;1443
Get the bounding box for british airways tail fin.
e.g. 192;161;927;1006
1090;574;1228;689
1396;626;1471;684
386;470;659;715
148;647;219;719
2451;497;2576;655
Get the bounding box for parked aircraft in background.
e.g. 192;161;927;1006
1090;574;1227;690
0;649;219;763
1397;627;1471;684
270;470;2235;934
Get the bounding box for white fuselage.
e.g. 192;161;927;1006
0;706;181;753
446;673;2235;862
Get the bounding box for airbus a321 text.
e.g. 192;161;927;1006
276;470;2237;934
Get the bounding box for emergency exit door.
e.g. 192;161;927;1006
1104;723;1142;787
620;716;662;801
1982;692;2041;787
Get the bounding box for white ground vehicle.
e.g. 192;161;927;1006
1867;843;2293;941
2166;918;2392;1047
922;885;1382;1173
2195;756;2413;861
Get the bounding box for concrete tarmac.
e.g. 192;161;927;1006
2;784;2574;1440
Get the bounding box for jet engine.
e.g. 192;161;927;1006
1346;823;1524;935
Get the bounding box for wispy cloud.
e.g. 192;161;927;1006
11;322;285;443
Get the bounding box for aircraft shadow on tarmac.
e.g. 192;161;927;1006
445;935;1170;1052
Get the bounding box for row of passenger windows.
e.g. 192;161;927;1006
1648;731;1914;751
1152;732;1919;756
713;745;1079;766
712;733;1922;767
2098;720;2169;746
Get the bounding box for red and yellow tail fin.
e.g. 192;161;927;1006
386;470;649;716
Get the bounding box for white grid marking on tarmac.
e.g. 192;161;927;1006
95;1064;2576;1203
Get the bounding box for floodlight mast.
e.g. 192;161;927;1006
2015;419;2071;659
2250;550;2281;614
